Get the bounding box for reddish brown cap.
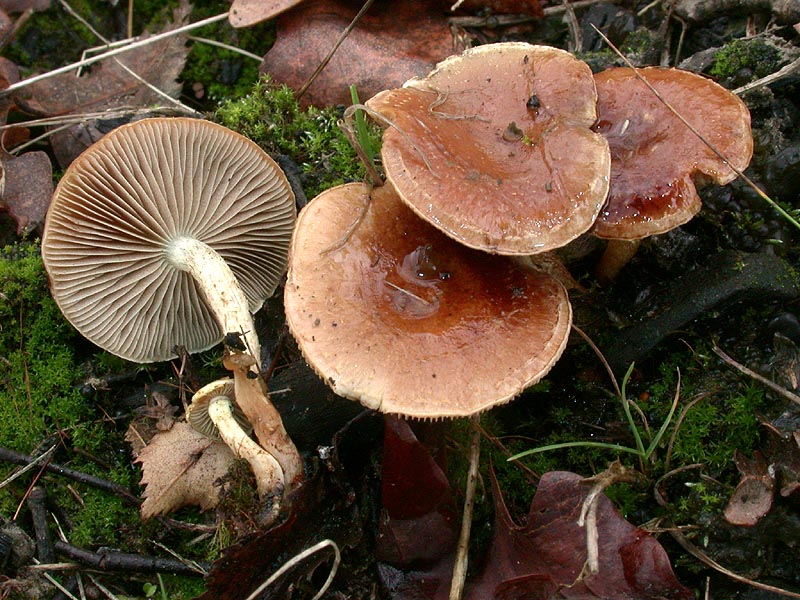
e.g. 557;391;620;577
592;67;753;240
366;42;610;255
284;182;572;418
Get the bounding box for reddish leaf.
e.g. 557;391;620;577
0;150;53;234
380;469;691;600
466;471;692;599
377;416;457;567
260;0;462;107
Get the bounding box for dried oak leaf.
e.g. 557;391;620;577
260;0;462;107
136;421;236;518
12;1;191;167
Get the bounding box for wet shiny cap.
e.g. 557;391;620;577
41;117;296;362
284;182;572;418
592;67;753;240
366;42;610;255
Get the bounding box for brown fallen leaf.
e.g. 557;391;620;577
260;0;463;107
136;421;236;518
724;449;775;526
0;150;52;234
11;1;191;167
228;0;305;27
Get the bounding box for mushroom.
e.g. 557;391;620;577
41;117;297;364
284;182;572;418
365;42;610;255
591;67;753;281
187;379;283;514
42;117;303;497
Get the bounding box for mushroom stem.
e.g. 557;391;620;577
166;236;261;364
225;351;304;488
595;238;642;284
206;394;284;502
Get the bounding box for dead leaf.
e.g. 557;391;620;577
380;469;691;600
376;416;457;567
466;471;691;599
260;0;462;107
0;150;52;234
136;421;236;518
724;449;775;526
228;0;305;27
12;1;191;167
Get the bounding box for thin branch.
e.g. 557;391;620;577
712;343;800;407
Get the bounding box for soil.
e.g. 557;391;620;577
1;1;800;599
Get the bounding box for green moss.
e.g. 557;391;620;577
0;243;87;452
181;3;276;104
214;76;380;198
710;38;782;83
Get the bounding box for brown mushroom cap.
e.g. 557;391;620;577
366;42;610;255
284;182;572;418
41;117;296;362
186;379;252;439
592;67;753;240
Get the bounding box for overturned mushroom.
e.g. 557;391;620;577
41;117;296;364
187;379;283;505
365;42;610;255
591;67;753;280
284;182;572;418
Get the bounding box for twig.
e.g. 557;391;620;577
0;12;228;97
712;343;800;407
449;415;481;600
27;486;55;564
187;36;263;61
0;446;140;506
734;56;800;95
53;540;208;576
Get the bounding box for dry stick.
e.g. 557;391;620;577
712;343;800;407
0;446;140;506
0;12;229;97
590;24;800;233
296;0;377;100
53;540;208;576
449;414;481;600
734;55;800;95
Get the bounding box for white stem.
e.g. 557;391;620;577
208;395;283;500
449;415;481;600
166;236;261;364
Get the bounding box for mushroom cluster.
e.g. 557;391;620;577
42;117;303;515
285;42;753;420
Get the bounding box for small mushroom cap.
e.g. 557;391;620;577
284;182;572;419
366;42;610;255
592;67;753;240
187;379;252;439
41;117;296;362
